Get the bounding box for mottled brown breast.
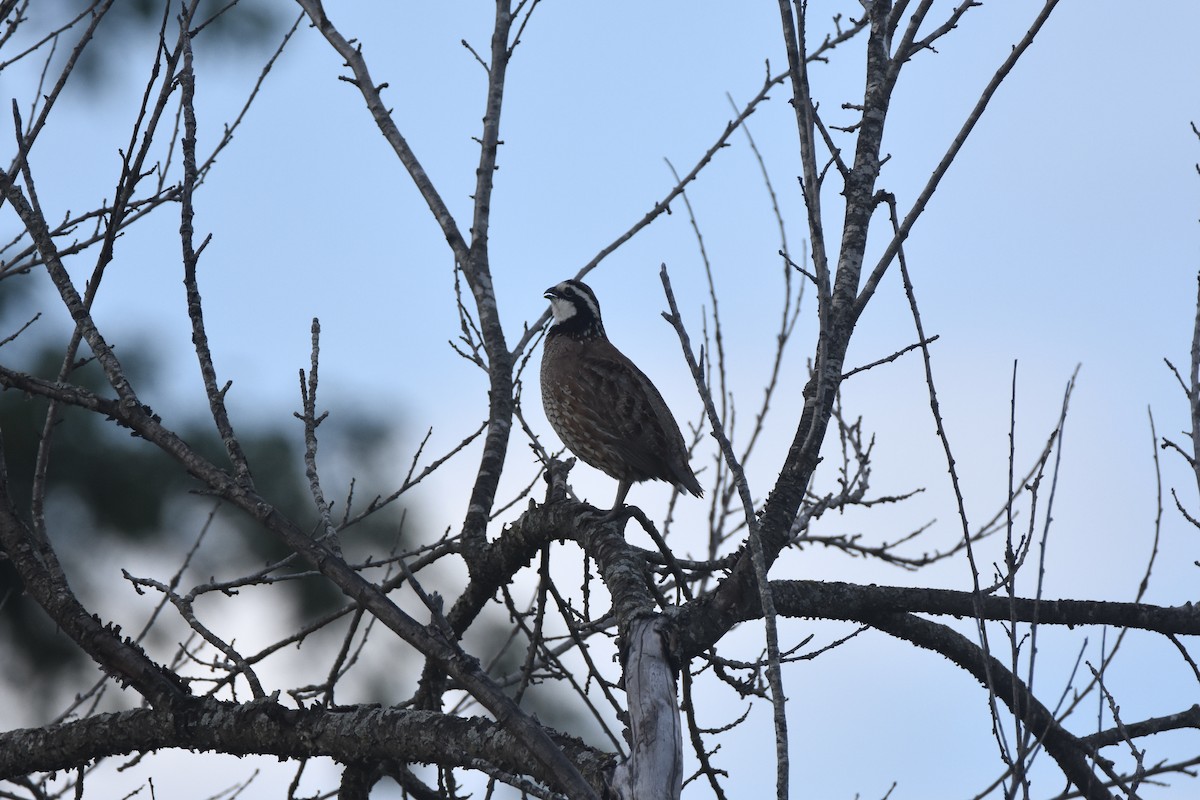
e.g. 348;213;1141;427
541;331;701;495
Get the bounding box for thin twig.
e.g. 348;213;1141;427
511;68;789;360
660;264;789;800
841;335;939;380
295;318;339;554
180;16;254;485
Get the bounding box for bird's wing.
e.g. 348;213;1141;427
576;340;697;488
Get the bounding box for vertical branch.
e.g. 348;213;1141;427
659;266;789;800
610;618;684;800
885;193;988;607
1015;371;1076;783
796;0;895;484
724;93;804;474
458;0;516;557
679;0;899;660
1003;361;1025;787
1188;271;1200;502
23;0;196;533
467;0;511;259
679;668;730;800
291;0;517;558
775;0;830;295
1142;408;1164;601
760;1;898;557
662;157;732;563
885;196;980;578
886;194;1037;783
179;14;253;486
297;318;339;555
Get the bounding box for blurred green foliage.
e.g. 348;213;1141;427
44;0;287;82
0;1;383;711
0;284;402;711
0;0;414;720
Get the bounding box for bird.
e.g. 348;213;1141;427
540;278;703;510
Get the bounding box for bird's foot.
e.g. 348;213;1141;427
597;503;636;526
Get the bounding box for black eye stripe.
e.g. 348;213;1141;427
553;281;601;320
566;282;600;320
548;279;606;339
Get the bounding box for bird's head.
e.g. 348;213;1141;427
544;279;605;338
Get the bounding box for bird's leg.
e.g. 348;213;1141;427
598;479;636;525
611;479;632;512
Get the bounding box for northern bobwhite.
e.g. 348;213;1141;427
540;279;703;510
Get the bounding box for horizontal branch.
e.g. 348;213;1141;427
1081;704;1200;749
0;366;597;798
677;578;1200;660
774;580;1200;636
0;696;611;788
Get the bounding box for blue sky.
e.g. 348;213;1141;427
7;1;1200;797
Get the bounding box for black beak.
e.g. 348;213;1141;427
544;287;559;300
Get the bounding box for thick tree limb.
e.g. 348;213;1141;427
611;618;682;800
674;2;900;660
0;697;611;789
0;368;597;799
764;580;1200;637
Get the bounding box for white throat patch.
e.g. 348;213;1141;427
548;295;578;324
